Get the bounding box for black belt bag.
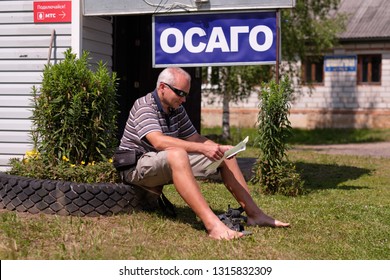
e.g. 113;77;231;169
113;149;139;171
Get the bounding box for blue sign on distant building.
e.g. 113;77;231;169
153;11;277;67
325;55;357;72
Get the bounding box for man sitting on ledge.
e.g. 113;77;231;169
118;67;289;240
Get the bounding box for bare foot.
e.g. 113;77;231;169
247;211;290;228
208;222;244;240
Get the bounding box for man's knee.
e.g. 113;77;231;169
166;147;190;166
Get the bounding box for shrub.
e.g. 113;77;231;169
252;77;304;196
8;49;119;183
31;49;118;164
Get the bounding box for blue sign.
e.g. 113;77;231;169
325;55;357;72
153;11;277;67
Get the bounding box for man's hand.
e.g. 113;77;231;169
203;144;233;161
146;132;235;162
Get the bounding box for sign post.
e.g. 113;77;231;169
34;1;72;23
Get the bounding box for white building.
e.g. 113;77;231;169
201;0;390;129
0;0;114;171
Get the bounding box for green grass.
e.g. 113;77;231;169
1;128;389;259
202;127;390;145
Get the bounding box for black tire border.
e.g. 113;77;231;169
0;172;158;217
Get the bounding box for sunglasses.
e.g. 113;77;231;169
162;82;189;98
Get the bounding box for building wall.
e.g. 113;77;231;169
201;45;390;129
82;16;113;69
290;47;390;129
0;0;72;171
201;85;260;128
0;0;113;171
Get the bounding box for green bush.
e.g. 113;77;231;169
31;49;118;164
252;77;304;196
8;49;119;183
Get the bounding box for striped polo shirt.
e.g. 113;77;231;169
119;91;197;154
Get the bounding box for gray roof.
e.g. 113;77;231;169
337;0;390;40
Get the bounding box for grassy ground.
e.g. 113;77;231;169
0;128;389;260
201;127;390;145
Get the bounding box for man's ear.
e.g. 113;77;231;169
158;82;165;94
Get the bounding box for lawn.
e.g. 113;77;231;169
0;128;389;260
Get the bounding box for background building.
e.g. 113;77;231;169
201;0;390;129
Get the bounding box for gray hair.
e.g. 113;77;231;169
156;67;191;88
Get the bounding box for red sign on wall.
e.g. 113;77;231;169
34;1;72;23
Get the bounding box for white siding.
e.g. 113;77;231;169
82;16;113;69
0;1;113;171
0;0;71;170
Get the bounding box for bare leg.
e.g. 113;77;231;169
219;158;290;227
166;148;244;240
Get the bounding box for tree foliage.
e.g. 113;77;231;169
203;0;347;136
281;0;347;82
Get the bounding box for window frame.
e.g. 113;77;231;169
357;54;382;85
302;56;324;85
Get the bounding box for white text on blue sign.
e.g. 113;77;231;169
153;11;277;67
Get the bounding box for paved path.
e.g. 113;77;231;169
292;142;390;158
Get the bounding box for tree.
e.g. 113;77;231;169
203;66;271;140
203;0;347;136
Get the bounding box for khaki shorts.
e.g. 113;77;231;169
121;151;218;188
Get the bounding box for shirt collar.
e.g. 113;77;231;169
152;89;174;114
152;90;164;113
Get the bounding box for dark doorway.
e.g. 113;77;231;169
113;15;201;139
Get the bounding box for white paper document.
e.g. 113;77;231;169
205;136;249;171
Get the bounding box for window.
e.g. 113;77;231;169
302;57;324;84
357;54;381;84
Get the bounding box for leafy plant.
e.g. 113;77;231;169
31;49;119;165
8;49;120;183
252;77;304;195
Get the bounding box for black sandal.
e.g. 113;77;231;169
218;205;252;236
